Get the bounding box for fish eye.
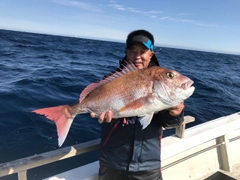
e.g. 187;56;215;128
166;72;174;79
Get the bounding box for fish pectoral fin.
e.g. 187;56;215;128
138;113;154;129
117;95;155;113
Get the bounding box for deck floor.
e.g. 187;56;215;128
194;163;240;180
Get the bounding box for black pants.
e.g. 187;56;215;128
99;163;163;180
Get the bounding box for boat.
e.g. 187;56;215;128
0;112;240;180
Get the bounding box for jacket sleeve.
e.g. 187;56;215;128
152;110;184;128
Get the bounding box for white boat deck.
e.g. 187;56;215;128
44;162;240;180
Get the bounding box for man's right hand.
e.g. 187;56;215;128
90;111;113;123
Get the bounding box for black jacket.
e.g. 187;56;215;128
99;57;184;171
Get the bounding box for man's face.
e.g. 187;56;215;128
126;42;154;69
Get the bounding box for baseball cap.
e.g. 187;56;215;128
126;35;154;51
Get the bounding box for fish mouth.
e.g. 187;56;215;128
181;80;194;90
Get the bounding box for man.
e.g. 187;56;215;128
91;29;184;180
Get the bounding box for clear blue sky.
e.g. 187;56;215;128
1;0;240;54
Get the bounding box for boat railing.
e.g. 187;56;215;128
0;116;195;180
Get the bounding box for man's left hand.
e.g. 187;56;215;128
168;102;184;116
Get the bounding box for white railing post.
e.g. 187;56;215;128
18;170;27;180
216;134;232;172
175;115;195;138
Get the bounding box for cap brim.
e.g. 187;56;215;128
126;35;154;51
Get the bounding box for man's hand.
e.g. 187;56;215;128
168;102;184;116
90;111;113;123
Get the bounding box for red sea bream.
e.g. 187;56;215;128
32;63;195;146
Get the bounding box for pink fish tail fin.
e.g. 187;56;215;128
32;105;75;147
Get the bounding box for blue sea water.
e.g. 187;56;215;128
0;29;239;179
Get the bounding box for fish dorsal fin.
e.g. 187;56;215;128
79;62;138;102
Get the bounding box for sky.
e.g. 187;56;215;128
1;0;240;55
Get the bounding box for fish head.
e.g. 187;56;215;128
153;67;195;106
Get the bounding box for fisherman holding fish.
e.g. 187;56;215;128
33;29;194;180
90;30;188;180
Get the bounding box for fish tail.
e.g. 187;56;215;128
32;104;77;147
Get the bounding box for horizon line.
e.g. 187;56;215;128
1;28;239;56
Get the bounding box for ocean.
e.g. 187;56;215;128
0;29;239;180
